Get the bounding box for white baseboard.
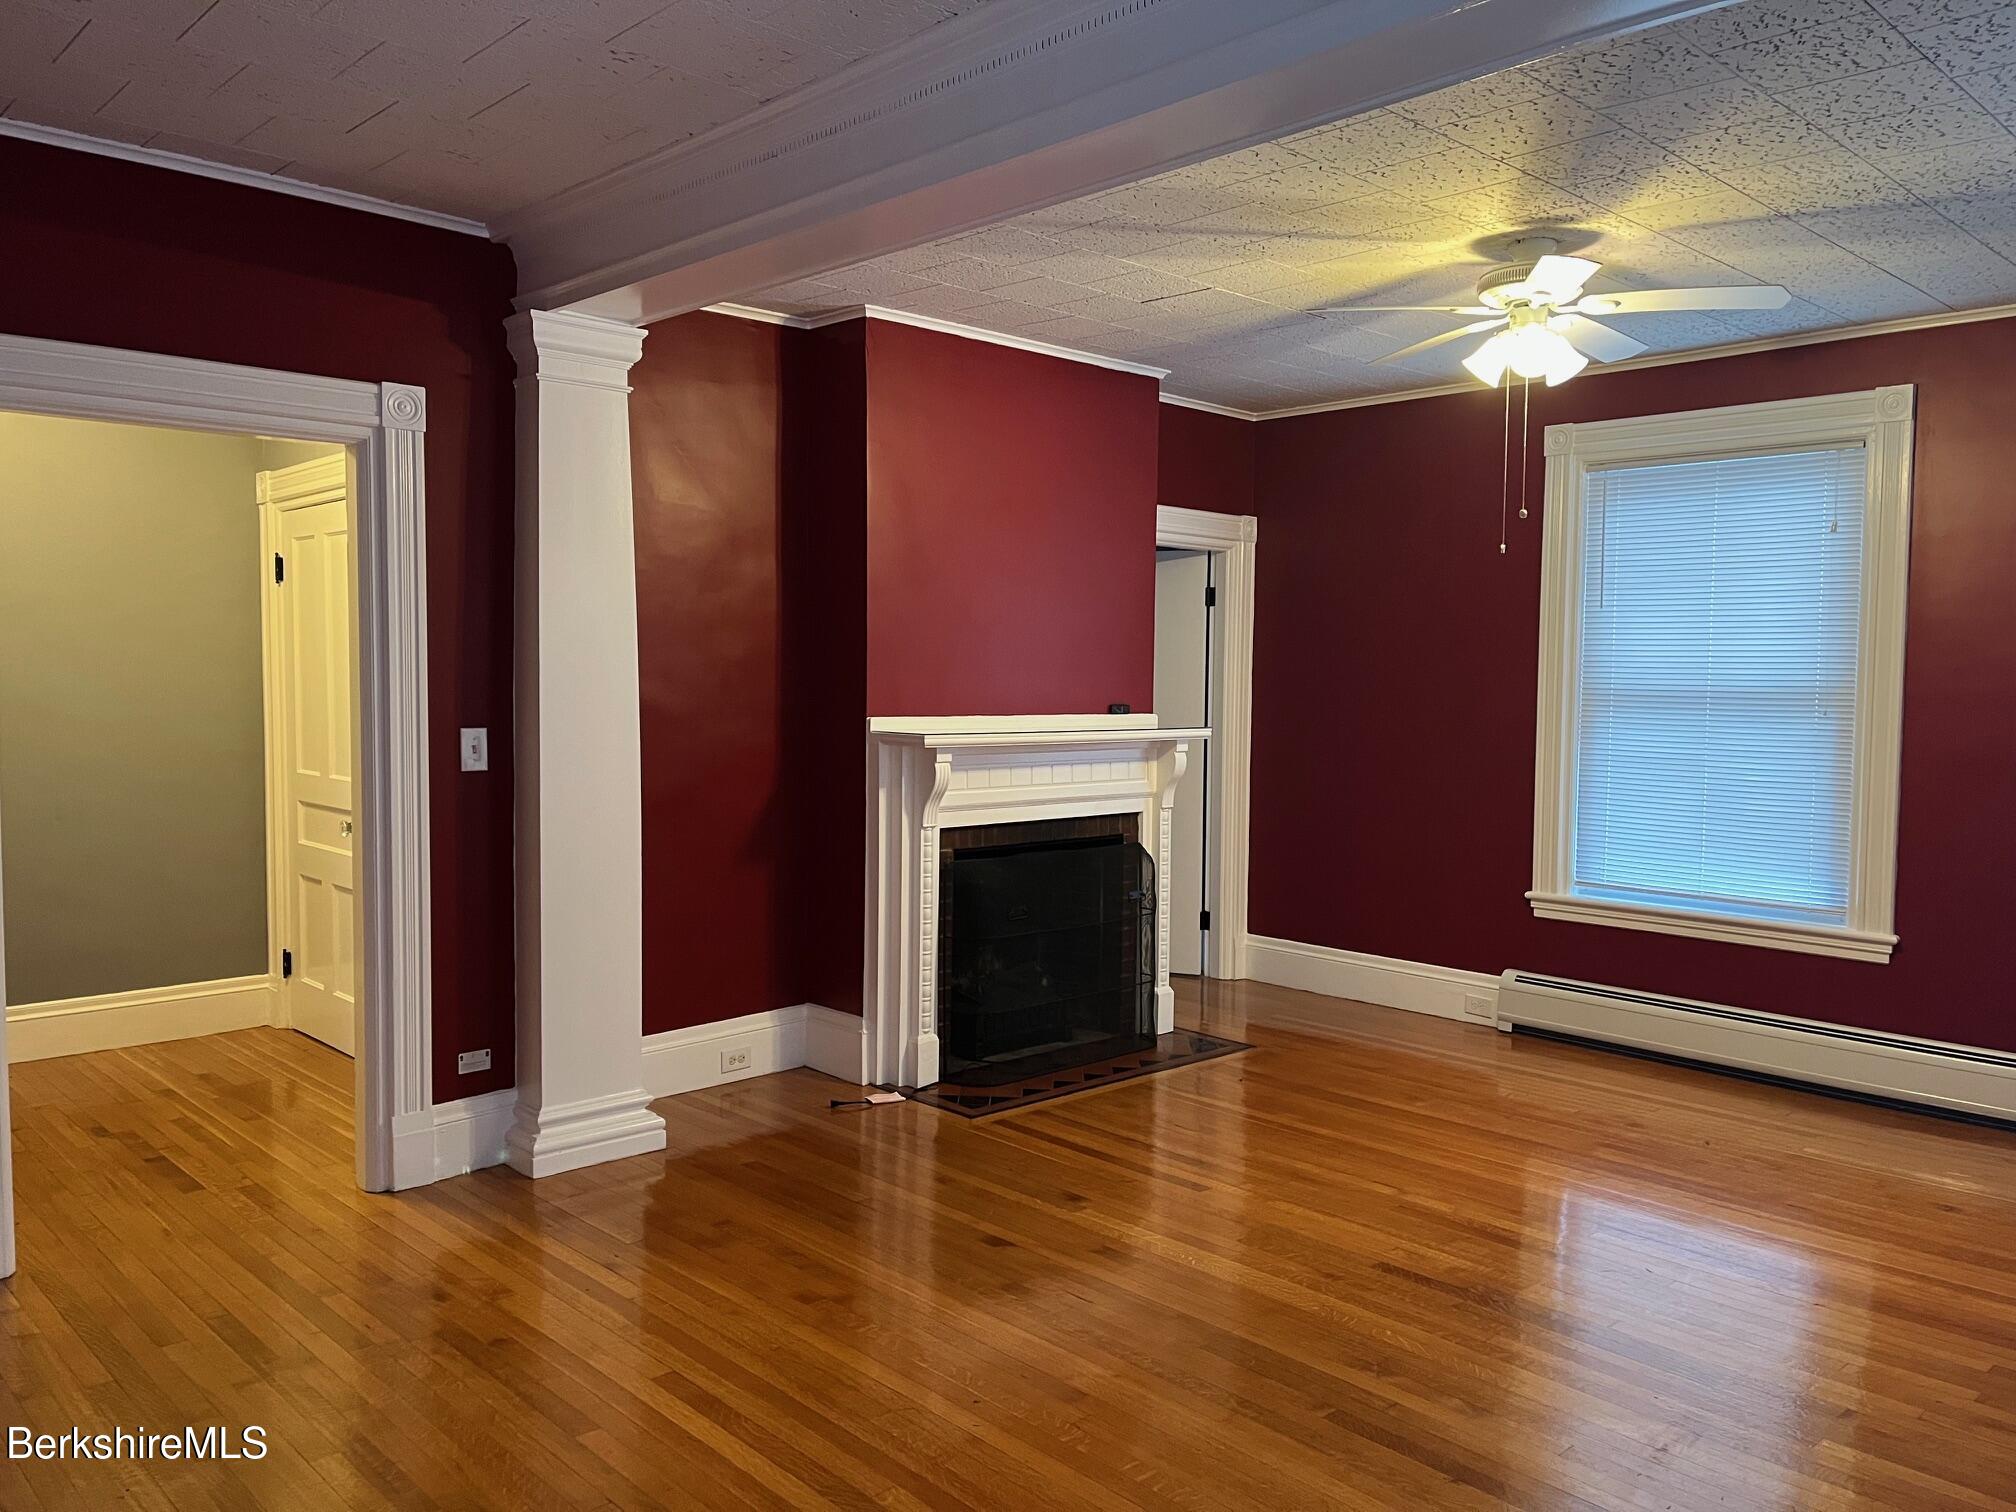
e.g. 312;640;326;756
804;1004;869;1086
505;1090;667;1179
389;1088;517;1189
6;975;278;1063
1243;936;1499;1024
642;1006;809;1097
642;1003;870;1097
1498;969;2016;1123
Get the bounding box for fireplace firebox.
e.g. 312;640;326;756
937;815;1157;1086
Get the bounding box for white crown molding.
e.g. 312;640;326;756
0;118;491;239
1159;392;1260;420
704;303;1171;379
506;0;1719;321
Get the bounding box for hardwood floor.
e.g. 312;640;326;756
5;980;2016;1510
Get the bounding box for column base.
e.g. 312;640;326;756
505;1089;666;1178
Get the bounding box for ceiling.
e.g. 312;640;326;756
0;0;994;221
744;0;2016;412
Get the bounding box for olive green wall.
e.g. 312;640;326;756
0;414;312;1004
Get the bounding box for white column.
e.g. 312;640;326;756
503;310;665;1178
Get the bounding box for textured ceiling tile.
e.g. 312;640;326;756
1826;99;2011;163
1665;112;1843;167
315;0;531;64
1907;6;2016;70
1285;111;1454;168
1959;60;2016;122
1880;134;2016;196
1676;0;1877;54
1713;146;1917;212
1719;16;1919;90
1869;0;2002;23
1433;98;1621;156
1779;59;1984;126
1519;32;1734;108
1605;78;1792;141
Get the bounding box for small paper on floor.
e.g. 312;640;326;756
830;1091;906;1111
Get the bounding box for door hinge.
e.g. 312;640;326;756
1204;584;1217;607
1200;909;1212;932
273;552;285;584
282;948;293;979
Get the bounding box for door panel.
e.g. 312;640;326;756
1155;549;1211;977
268;464;356;1056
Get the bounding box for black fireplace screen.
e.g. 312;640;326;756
938;831;1156;1086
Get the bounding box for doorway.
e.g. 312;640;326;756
1153;506;1258;983
0;332;437;1282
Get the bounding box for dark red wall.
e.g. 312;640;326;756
0;138;516;1100
1251;315;2016;1052
863;320;1160;716
780;322;869;1018
632;313;794;1034
1158;403;1256;516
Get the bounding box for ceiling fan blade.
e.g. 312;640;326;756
1551;314;1647;364
1529;254;1601;293
1312;304;1497;315
1575;285;1792;314
1376;316;1508;363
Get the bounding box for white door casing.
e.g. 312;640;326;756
1154;506;1257;982
1155;549;1211;976
263;456;359;1056
0;333;435;1252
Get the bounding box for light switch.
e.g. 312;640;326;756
460;727;489;772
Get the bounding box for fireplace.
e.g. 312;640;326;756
939;816;1156;1084
864;718;1205;1090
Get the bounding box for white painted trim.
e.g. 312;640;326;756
411;1088;516;1183
1156;506;1257;981
1497;970;2016;1123
643;1007;808;1098
867;713;1159;734
5;977;278;1064
0;332;435;1211
805;1005;871;1086
638;1004;871;1101
504;308;665;1182
0;119;491;239
1531;385;1913;963
1238;304;2016;421
1244;936;1500;1023
1159;393;1259;420
705;303;1171;379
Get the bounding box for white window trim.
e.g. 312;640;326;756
1529;385;1915;964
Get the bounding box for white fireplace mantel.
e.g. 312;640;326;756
865;718;1206;1089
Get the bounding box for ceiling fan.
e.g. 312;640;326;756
1316;236;1792;388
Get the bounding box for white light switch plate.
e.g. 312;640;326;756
459;727;488;771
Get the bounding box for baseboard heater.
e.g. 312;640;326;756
1496;970;2016;1124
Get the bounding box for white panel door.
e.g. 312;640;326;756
1155;549;1211;977
269;461;357;1056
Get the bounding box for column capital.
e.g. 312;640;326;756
506;309;647;392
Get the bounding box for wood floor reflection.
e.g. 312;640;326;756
5;978;2015;1509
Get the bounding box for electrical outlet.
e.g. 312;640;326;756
720;1046;753;1075
1462;993;1495;1023
457;1048;492;1074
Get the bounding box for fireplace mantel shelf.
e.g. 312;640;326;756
874;725;1209;749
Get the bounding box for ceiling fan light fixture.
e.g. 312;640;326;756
1462;332;1513;387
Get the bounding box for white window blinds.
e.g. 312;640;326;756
1572;445;1867;926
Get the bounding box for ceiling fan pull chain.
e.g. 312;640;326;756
1519;375;1531;522
1499;369;1512;554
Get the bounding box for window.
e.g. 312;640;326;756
1530;387;1914;962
